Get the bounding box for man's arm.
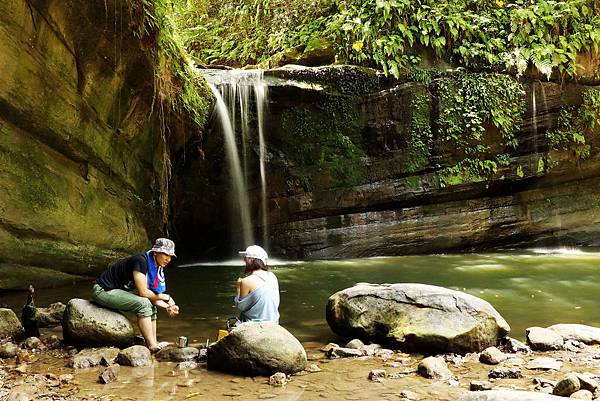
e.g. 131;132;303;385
133;271;170;303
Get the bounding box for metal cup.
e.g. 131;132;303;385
177;336;188;348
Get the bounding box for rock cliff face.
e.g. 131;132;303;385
175;64;600;259
0;0;178;288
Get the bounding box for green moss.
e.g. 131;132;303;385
545;87;600;161
279;95;366;188
406;92;432;173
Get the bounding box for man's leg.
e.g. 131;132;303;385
92;285;157;348
137;316;157;349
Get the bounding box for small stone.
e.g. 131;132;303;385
6;391;31;401
116;345;151;367
575;373;598;393
99;364;120;384
59;374;74;385
570;389;593;400
42;335;61;350
0;343;19;359
526;327;564;351
375;348;394;360
177;379;195;387
345;339;364;349
488;366;522;379
258;394;277;399
21;337;44;351
320;343;339;352
368;369;386;381
399;390;417;400
479;347;507;365
553;373;581;397
305;364;321;373
500;336;532;354
327;347;364;359
417;357;452;380
177;361;198;370
470;380;492;391
269;372;287;386
526;357;563;371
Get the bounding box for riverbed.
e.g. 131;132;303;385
2;248;600;400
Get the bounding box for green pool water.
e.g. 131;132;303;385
3;248;600;346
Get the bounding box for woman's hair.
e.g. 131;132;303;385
245;258;267;272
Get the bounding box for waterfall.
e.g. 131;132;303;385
206;70;269;250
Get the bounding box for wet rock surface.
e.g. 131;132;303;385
207;321;307;376
116;345;151;367
62;299;135;347
0;309;23;339
326;283;510;354
155;346;200;362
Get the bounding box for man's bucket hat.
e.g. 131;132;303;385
239;245;268;264
149;238;176;257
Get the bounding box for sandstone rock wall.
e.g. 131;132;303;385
175;65;600;259
0;0;168;288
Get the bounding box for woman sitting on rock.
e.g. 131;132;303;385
92;238;179;352
235;245;280;324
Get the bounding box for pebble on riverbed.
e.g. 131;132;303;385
269;372;287;386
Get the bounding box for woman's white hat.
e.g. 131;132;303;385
239;245;268;263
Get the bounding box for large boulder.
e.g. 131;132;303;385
62;299;134;347
458;390;574;401
0;308;23;339
207;321;307;376
547;324;600;345
326;283;510;354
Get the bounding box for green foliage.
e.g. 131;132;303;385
545;87;600;160
433;72;525;183
128;0;211;127
178;0;600;81
406;92;432;172
279;97;366;188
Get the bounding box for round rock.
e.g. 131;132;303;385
326;283;510;354
207;321;307;376
0;309;23;339
62;299;134;347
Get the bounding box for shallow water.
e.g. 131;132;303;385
3;248;600;345
4;249;600;400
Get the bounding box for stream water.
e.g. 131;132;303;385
3;248;600;345
3;248;600;400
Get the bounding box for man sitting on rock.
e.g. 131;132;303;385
92;238;179;352
235;245;280;324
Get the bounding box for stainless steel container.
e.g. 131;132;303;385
177;336;188;348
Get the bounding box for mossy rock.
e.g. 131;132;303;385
0;309;23;339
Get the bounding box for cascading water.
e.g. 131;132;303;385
206;70;269;250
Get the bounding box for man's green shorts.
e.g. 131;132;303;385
92;284;157;320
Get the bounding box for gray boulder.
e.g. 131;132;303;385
547;324;600;345
326;283;510;354
36;302;66;328
526;327;564;351
458;390;575;400
207;321;307;376
0;309;23;339
70;347;120;369
62;299;134;347
117;345;152;367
